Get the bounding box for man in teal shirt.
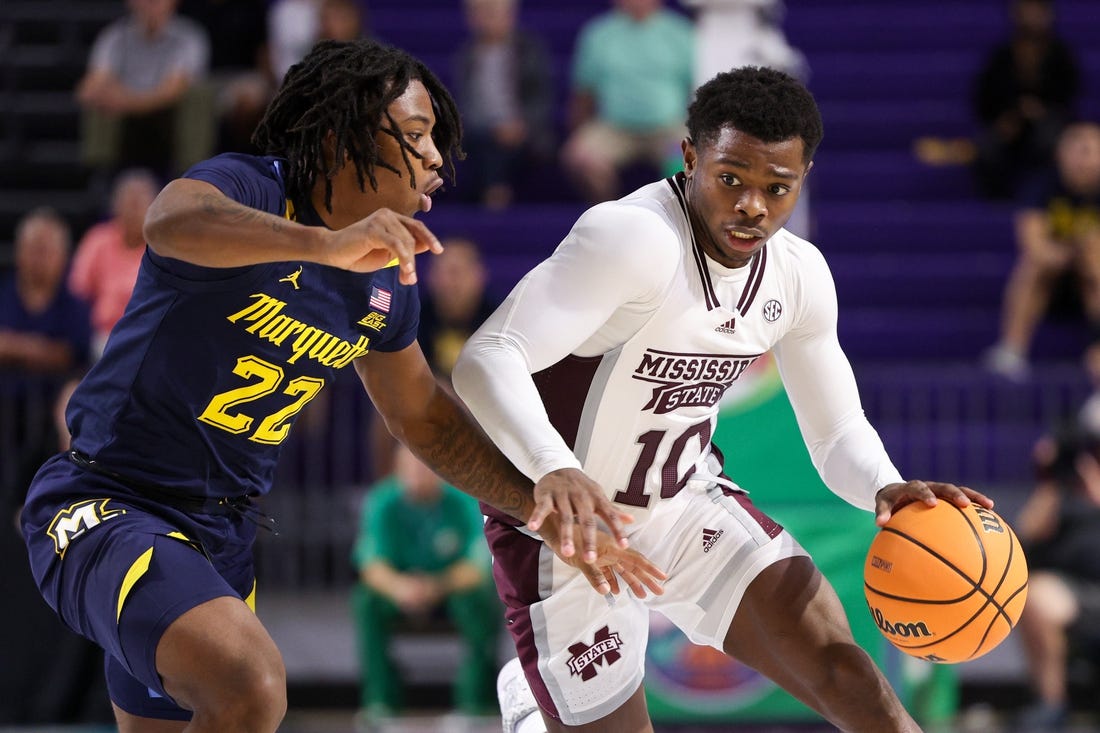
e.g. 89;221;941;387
561;0;695;203
351;444;502;720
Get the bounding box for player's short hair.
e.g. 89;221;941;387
252;39;463;213
687;66;823;163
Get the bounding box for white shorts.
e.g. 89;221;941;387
483;483;808;726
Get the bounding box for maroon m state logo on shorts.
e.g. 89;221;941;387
566;626;623;681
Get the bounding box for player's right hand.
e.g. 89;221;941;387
325;208;443;284
530;468;633;563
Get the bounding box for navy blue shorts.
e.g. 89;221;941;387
22;453;259;720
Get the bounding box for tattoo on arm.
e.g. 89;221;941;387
405;390;535;523
197;191;286;234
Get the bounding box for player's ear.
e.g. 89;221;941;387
682;137;696;177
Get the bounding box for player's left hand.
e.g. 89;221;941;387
541;519;668;598
530;467;634;563
874;480;995;527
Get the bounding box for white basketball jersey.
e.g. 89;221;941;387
531;176;809;524
455;174;902;527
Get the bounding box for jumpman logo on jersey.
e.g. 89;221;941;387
279;266;303;290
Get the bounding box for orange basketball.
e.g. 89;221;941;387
863;501;1029;663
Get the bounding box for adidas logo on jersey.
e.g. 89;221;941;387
702;527;724;553
714;318;736;334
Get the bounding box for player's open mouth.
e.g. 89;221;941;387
420;179;444;213
724;228;764;249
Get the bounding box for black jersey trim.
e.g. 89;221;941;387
667;174;720;311
736;245;767;317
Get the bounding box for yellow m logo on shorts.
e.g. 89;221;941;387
46;498;126;556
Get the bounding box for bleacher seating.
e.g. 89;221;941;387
0;1;120;259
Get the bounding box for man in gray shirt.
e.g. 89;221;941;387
77;0;211;178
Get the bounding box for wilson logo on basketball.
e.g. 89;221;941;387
870;555;893;572
974;506;1005;534
867;604;933;639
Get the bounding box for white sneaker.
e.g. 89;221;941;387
497;657;540;733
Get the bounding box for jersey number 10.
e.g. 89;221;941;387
614;419;712;508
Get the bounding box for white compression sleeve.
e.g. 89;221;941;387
771;255;903;511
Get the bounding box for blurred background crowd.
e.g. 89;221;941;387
1;0;1099;731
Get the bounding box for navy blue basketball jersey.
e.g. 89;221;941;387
66;153;419;499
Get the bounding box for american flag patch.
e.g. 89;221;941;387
369;286;392;312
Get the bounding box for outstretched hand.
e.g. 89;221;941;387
325;208;443;284
874;480;995;527
530;468;634;563
540;516;668;598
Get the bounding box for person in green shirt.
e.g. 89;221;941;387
561;0;695;204
351;443;502;720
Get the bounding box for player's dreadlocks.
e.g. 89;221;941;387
252;39;463;212
687;67;823;163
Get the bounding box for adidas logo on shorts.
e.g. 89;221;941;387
702;527;724;553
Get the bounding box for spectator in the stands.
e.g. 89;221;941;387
452;0;554;209
179;0;272;154
419;237;499;380
0;213;104;730
68;169;159;359
984;121;1100;381
350;443;502;726
684;0;807;85
1014;418;1100;731
268;0;366;85
0;208;90;515
319;0;367;42
76;0;212;181
560;0;695;204
971;0;1081;200
267;0;322;83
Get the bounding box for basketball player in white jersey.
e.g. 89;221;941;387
452;67;994;732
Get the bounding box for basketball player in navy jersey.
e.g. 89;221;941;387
21;40;662;732
454;67;996;732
